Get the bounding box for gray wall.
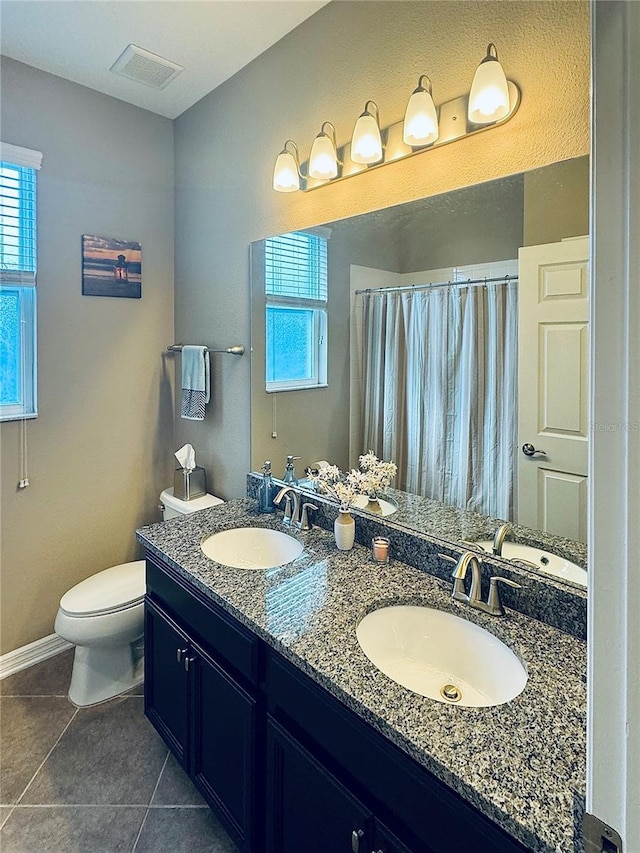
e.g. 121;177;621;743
0;58;175;654
523;156;590;246
174;0;590;499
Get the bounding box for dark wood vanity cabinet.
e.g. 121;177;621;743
144;555;530;853
266;717;372;852
144;600;190;766
144;558;259;852
266;717;414;853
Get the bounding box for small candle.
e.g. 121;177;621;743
372;536;390;563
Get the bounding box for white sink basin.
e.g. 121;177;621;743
474;541;587;587
201;527;303;570
356;605;527;708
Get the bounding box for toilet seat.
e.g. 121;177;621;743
59;560;146;618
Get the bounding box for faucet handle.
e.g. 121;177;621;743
438;553;457;564
299;502;318;531
487;576;521;615
276;493;293;524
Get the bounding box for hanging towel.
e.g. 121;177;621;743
180;346;210;420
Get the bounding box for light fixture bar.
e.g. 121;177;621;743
297;81;520;192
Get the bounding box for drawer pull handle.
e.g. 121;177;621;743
352;829;364;853
176;647;188;663
184;655;196;672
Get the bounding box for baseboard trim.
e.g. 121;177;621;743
0;634;73;680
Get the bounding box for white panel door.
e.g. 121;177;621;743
517;236;589;541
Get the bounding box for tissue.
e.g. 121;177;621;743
175;443;196;472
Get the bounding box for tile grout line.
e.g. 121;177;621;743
0;694;69;699
131;749;169;852
2;804;151;809
15;707;79;805
0;805;15;829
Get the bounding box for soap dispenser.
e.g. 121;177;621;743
283;455;300;486
258;461;276;513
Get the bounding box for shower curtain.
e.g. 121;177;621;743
360;281;518;519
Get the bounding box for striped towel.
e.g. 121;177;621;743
180;346;210;420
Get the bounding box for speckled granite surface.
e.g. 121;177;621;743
137;499;586;853
247;472;588;572
247;475;587;639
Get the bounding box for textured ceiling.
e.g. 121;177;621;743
0;0;329;118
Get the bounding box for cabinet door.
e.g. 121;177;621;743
190;640;257;850
144;600;190;766
267;717;372;853
373;820;419;853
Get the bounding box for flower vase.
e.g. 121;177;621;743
334;509;355;551
365;496;382;514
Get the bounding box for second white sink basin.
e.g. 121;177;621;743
474;541;587;587
356;605;527;707
201;527;303;570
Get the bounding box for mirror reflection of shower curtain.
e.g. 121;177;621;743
361;281;517;519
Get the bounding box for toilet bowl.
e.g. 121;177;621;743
56;488;224;707
55;561;146;707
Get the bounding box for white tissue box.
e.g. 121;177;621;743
174;466;207;501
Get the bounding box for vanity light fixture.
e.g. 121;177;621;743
273;140;302;193
468;43;510;124
273;42;520;193
403;75;439;147
308;122;340;180
350;101;383;165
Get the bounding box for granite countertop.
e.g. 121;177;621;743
137;499;586;853
259;473;588;572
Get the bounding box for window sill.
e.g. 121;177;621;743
266;383;328;394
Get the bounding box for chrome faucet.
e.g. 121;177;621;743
274;485;299;526
492;522;512;556
440;550;521;616
274;486;317;530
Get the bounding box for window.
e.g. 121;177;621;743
0;143;41;421
265;230;328;392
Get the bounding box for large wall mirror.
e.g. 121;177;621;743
250;156;589;587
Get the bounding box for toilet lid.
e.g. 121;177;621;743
60;560;146;617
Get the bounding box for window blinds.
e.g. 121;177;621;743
0;144;42;287
265;231;328;302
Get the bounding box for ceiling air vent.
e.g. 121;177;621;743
110;44;184;90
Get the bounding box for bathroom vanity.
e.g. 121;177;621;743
137;500;586;853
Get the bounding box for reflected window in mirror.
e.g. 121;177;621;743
265;231;328;392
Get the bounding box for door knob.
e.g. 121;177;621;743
522;443;546;457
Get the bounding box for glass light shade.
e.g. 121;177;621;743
403;89;439;146
351;113;383;165
309;133;338;180
273;149;300;192
468;55;510;124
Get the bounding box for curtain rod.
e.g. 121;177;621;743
354;274;518;296
166;344;245;356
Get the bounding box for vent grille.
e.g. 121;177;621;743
110;44;183;90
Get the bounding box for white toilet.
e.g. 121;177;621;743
55;488;224;707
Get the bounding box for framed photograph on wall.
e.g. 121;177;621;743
82;235;142;298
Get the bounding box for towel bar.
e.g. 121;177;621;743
167;344;245;356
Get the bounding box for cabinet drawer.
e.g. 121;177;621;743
267;651;529;853
146;556;259;687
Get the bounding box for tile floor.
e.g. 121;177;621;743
0;649;239;852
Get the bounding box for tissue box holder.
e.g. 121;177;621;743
174;466;207;501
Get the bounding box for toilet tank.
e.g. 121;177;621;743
160;488;224;519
